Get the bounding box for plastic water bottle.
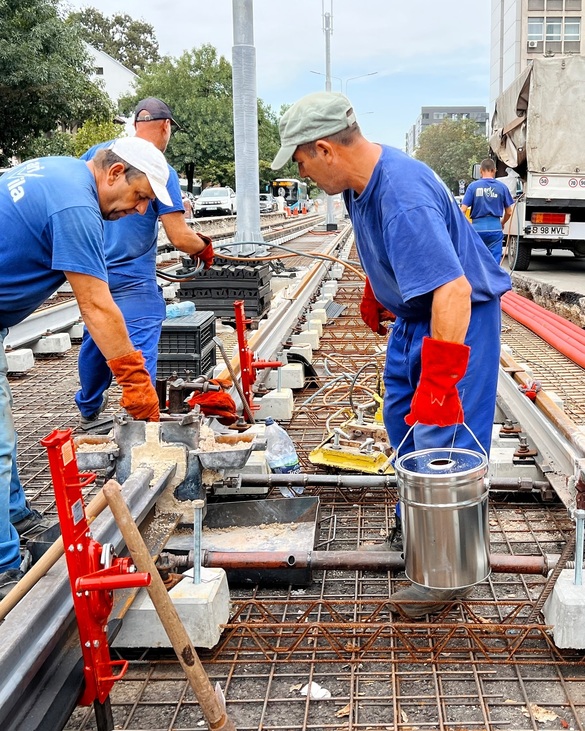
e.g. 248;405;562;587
264;417;304;497
166;301;195;318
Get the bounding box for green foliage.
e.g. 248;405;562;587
0;0;113;165
67;8;160;73
120;45;236;188
73;120;123;157
20;130;75;160
415;119;489;193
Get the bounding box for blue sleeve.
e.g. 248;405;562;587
502;184;514;207
461;184;474;207
49;206;108;281
386;206;465;302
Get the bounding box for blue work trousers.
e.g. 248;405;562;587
383;298;502;458
0;330;29;573
75;281;166;418
475;228;504;265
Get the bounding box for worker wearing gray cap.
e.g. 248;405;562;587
272;92;511;618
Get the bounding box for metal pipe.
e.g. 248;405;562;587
239;472;551;492
201;550;550;576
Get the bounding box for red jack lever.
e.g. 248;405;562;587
233;300;282;415
40;428;151;706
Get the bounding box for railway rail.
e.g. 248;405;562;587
3;221;585;731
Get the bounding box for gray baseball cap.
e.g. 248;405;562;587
271;92;357;170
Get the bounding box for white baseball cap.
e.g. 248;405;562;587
109;137;172;206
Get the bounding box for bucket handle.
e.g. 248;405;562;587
394;421;488;463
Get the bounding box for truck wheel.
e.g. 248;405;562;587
508;236;531;271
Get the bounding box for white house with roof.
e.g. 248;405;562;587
84;42;137;106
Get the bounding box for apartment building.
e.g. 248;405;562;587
491;0;583;106
405;106;489;156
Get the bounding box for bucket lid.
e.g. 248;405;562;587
395;448;486;476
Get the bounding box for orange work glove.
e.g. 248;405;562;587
360;277;395;336
107;350;160;422
187;391;238;425
197;234;214;269
405;337;470;427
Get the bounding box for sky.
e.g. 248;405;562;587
64;0;492;150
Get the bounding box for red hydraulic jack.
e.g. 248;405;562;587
41;429;151;726
234;299;283;416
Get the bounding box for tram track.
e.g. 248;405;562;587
5;227;585;730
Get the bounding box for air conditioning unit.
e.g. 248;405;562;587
528;40;538;48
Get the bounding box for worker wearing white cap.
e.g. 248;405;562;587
0;138;169;598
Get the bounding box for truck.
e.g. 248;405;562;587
489;56;585;271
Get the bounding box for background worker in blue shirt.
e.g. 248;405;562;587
75;98;214;424
271;92;512;618
0;138;166;598
461;158;514;264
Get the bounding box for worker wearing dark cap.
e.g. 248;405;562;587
75;97;214;424
0;137;167;598
272;92;512;618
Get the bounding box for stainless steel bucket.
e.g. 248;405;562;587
395;448;490;590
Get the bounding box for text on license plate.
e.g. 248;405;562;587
529;225;569;236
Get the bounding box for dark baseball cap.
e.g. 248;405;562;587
134;97;183;130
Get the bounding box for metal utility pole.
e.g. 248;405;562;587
232;0;263;254
322;0;337;231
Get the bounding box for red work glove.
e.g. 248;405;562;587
107;350;160;422
360;278;395;336
197;234;214;269
187;390;238;425
405;337;470;427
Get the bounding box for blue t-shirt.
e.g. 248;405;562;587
462;178;514;230
81;141;184;290
0;157;108;328
343;145;511;320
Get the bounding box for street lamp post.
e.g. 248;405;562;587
344;71;378;95
310;70;343;92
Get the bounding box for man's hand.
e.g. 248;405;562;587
107;350;160;421
197;234;214;269
405;337;470;427
360;278;395;336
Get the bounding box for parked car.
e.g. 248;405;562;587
259;193;277;213
193;187;237;217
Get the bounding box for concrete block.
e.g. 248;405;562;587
302;319;323;337
253;388;294;420
313;298;331;310
6;349;35;373
291;331;320;350
270;277;291;294
543;569;585;648
310;307;328;324
112;567;230;649
162;285;176;300
545;390;564;410
32;333;71;354
156;254;163;264
322;282;338;296
161;252;172;262
67;323;85;340
330;264;345;279
265;363;305;390
287;343;313;364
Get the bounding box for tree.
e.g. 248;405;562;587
415;119;489;194
73;119;123;157
0;0;113;165
67;8;160;73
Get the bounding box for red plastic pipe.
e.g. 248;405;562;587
502;291;585;369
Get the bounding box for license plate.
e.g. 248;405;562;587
529;225;569;237
204;206;218;210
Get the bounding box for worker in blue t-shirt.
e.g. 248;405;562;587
75;98;214;424
0;138;169;599
461;158;514;264
271;92;512;618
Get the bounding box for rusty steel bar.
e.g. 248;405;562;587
201;550;550;575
